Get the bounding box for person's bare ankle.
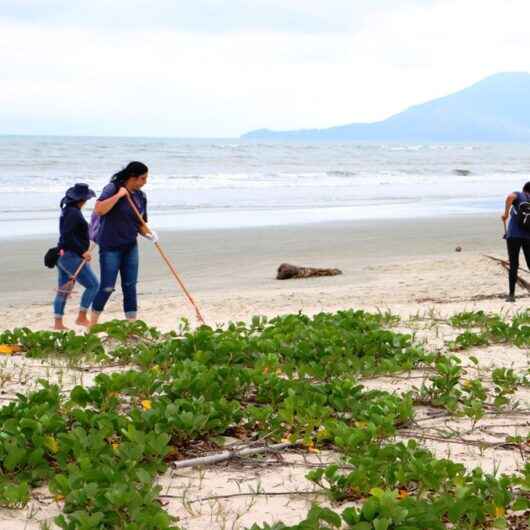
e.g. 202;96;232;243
76;311;90;327
89;312;100;329
53;318;69;330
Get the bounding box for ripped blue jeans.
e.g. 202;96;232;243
91;243;139;319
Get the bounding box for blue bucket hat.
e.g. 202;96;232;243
64;183;96;202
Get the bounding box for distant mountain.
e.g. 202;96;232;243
241;72;530;141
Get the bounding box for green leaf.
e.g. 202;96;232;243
513;498;529;511
136;468;151;484
352;524;371;530
373;519;391;530
4;446;26;471
70;385;90;405
341;507;360;525
362;498;379;521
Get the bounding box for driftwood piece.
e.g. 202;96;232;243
276;263;342;280
171;441;297;469
483;254;530;291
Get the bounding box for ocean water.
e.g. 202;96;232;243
0;135;528;239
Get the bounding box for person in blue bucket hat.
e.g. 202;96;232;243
52;183;99;329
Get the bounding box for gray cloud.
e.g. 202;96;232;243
6;0;522;137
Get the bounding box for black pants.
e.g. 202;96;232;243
506;237;530;295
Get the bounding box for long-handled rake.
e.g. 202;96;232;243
125;194;206;325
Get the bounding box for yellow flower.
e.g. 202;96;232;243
495;506;505;518
355;421;368;429
141;400;152;411
398;488;409;499
305;440;320;453
0;344;22;355
45;436;60;454
111;442;120;451
281;433;292;443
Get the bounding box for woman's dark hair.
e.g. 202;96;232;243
111;161;148;184
523;181;530;193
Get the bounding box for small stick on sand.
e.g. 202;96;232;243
483;254;530;274
172;441;299;469
160;489;323;504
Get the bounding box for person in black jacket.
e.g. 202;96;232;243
502;181;530;302
53;183;99;329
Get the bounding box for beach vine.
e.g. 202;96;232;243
0;309;529;529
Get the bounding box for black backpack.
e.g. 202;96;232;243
517;193;530;232
44;247;60;268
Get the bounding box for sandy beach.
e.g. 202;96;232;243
3;3;530;525
3;213;530;529
0;213;518;331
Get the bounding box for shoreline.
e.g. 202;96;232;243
0;210;496;240
0;206;499;241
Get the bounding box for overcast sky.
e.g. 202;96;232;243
1;0;530;137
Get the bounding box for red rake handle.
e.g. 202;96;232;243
71;257;88;280
125;193;206;325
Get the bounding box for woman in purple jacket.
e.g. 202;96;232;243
501;181;530;302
